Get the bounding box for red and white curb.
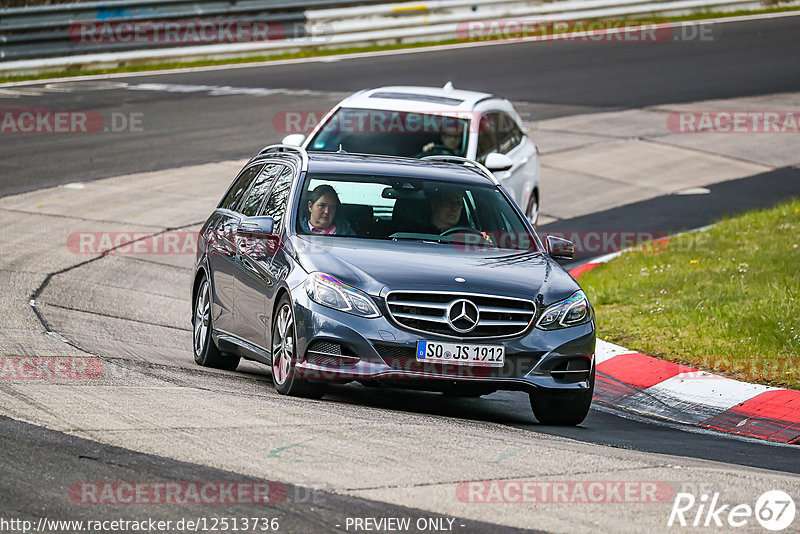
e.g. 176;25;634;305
592;340;800;444
568;250;800;445
567;251;623;279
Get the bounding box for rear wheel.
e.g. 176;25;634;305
530;367;594;426
271;296;326;399
193;277;240;371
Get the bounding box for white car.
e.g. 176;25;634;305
283;83;541;225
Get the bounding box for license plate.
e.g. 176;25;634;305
416;340;505;367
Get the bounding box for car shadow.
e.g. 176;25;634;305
232;365;595;429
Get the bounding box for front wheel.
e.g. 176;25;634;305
526;191;539;227
193;276;240;371
271;296;326;399
530;367;594;426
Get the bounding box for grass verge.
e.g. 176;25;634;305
1;6;799;84
580;199;800;390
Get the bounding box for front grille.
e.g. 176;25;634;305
374;343;543;378
306;340;360;367
307;341;341;356
549;357;591;382
385;291;535;338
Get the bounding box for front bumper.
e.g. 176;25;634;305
291;289;595;395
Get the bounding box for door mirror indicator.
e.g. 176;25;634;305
546;235;574;260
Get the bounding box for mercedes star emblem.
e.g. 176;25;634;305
447;299;480;333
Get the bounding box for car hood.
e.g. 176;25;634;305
292;235;580;305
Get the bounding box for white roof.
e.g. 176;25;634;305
339;85;501;114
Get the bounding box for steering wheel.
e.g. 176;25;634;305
440;226;493;245
429;145;456;155
441;226;480;236
415;145;457;158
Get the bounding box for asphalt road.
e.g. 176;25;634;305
1;15;799;196
321;384;800;474
0;416;534;534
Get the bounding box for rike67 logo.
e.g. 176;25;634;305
668;490;796;531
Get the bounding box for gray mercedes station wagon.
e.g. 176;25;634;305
192;145;595;425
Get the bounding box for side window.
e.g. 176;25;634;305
260;165;295;230
219;164;264;211
496;113;523;154
475;113;497;164
240;163;285;217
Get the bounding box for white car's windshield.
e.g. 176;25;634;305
296;173;539;252
307;108;470;159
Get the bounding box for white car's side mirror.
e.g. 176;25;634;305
484;152;514;172
282;134;306;146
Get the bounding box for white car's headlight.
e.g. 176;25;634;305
535;290;592;330
305;272;380;318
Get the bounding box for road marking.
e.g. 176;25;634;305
44;81;129;92
0;88;47;98
674;186;711;195
266;438;316;458
127;83;332;97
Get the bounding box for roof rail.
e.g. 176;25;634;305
421;155;499;186
258;144;309;172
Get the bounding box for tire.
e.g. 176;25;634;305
530;367;594;426
193;276;240;371
526;191;539;227
270;295;326;399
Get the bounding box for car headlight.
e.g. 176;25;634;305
305;272;380;318
535;290;592;330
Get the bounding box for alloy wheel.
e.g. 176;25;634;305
193;280;210;357
272;304;294;385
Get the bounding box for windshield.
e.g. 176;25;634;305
296;173;540;252
307;108;470;158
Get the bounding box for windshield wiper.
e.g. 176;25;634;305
389;236;445;244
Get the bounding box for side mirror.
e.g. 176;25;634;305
238;216;275;235
546;235;574;260
484;152;514;172
282;134;306;146
237;216;281;258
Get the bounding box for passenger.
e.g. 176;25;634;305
299;184;354;236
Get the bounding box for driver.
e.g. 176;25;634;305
419;131;462;156
409;188;495;244
428;189;464;233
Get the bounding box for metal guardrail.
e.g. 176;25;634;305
0;0;386;60
1;0;784;69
